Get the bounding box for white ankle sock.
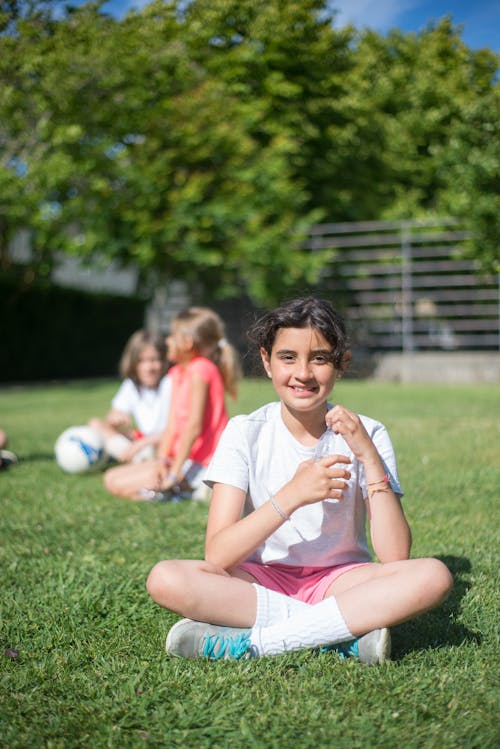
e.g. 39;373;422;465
250;595;353;656
252;584;310;627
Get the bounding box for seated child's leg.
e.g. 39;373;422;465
167;558;451;660
146;559;259;627
326;557;453;636
103;459;162;499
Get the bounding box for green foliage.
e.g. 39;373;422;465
0;379;499;748
0;2;498;303
351;18;500;270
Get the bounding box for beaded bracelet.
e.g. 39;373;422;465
368;485;393;500
270;497;291;522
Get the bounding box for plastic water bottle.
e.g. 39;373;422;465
313;426;343;503
313;426;338;462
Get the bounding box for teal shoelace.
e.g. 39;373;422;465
202;631;253;660
320;638;359;660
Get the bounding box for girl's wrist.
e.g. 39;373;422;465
361;451;386;474
274;487;300;516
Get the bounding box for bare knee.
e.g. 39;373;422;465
103;467;119;495
146;560;193;612
421;557;453;605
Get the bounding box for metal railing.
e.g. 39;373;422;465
307;218;499;352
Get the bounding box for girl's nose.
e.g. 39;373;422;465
294;359;313;381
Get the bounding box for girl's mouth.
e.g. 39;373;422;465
289;384;317;396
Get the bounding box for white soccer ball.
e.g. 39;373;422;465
54;425;105;474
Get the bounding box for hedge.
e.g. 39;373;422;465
0;275;146;383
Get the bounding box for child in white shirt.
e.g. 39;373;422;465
146;297;453;663
89;330;171;463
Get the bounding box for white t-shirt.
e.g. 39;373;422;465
205;401;403;568
111;375;171;436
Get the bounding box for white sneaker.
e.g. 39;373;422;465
0;449;18;470
326;628;391;664
166;618;256;660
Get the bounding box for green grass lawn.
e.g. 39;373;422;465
0;378;499;749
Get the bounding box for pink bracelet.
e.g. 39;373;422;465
367;474;390;487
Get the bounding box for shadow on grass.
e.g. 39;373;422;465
392;555;481;659
16;452;55;463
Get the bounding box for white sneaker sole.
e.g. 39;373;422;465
165;618;192;656
376;627;391;663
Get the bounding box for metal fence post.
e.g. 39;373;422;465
401;221;414;352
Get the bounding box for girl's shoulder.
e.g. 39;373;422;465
188;356;219;377
228;401;280;432
113;378;137;399
158;374;172;392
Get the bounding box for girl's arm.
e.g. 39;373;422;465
106;408;132;430
326;405;411;562
205;455;351;570
205;483;290;569
156;407;176;464
164;372;208;485
118;432;161;463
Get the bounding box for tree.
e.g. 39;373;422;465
350;18;499;268
0;1;498;302
0;0;329;304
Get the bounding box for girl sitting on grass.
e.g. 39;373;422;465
104;307;241;502
146;296;453;663
89;329;171;464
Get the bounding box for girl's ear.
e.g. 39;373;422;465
183;334;195;352
260;347;272;378
341;351;352;371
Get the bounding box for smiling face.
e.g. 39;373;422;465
261;326;342;423
166;322;193;364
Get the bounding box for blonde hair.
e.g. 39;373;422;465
173;307;241;398
119;330;168;386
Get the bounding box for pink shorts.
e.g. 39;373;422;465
238;561;370;604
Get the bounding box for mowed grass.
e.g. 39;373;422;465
0;378;499;749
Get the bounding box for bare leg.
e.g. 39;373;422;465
104;459;163;499
88;417;125;441
326;558;453;636
147;557;452;636
146;560;259;627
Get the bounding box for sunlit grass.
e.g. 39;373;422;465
0;379;498;748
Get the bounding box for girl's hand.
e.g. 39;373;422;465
279;455;351;510
325;405;378;464
107;409;131;429
152;459;169;490
157;460;183;491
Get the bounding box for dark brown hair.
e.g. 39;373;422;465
247;297;349;370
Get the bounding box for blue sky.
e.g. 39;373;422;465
89;0;499;52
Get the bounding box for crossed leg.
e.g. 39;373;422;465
146;556;453;635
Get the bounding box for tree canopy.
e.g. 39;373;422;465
0;0;498;304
